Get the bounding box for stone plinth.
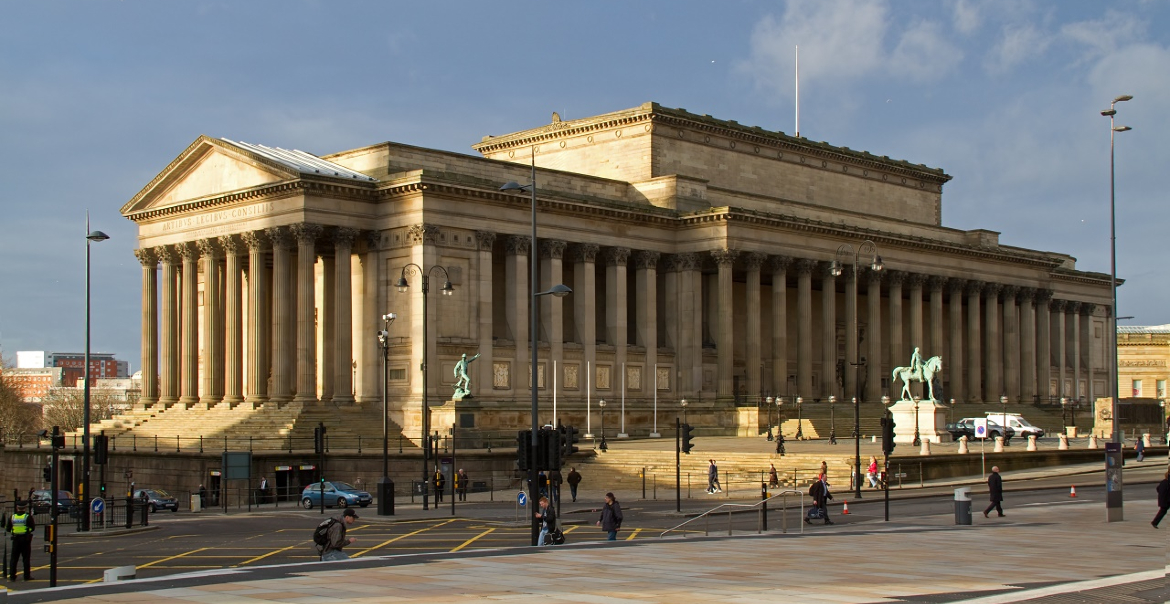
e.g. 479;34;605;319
889;399;948;444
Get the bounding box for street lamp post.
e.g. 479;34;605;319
765;395;774;441
949;398;956;426
396;264;454;511
775;397;785;455
795;397;804;440
1102;94;1133;447
377;313;396;516
680;398;688;425
912;395;921;447
831;240;882;500
598;399;607;452
828;396;837;445
1060;396;1068;435
999;395;1009;446
82;223;110;531
500;162;572;546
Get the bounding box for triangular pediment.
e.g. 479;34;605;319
121;136;301;217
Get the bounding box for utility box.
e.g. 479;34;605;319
191;494;202;513
104;565;136;582
377;477;395;516
954;488;972;525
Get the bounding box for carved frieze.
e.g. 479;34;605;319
405;224;438;246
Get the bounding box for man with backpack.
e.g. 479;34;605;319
315;508;359;561
806;473;834;525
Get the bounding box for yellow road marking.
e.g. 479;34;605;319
450;528;495;553
350;519;456;557
234;544;300;567
625;528;642;541
137;547;211;569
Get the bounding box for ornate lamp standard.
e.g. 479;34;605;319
775;396;785;455
395;264;454;511
1060;396;1069;435
795;396;805;440
949;398;957;426
765;395;774;442
680;398;688;425
376;312;396;515
999;395;1010;446
828;396;837;445
81;223;109;531
598;399;608;452
831;239;883;500
912;394;922;447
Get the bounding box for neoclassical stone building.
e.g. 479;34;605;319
120;102;1114;439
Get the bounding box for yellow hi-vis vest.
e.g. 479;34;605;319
10;513;30;535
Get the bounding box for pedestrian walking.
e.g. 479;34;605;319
597;492;623;540
867;456;880;489
535;496;555;546
567;467;582;502
707;460;722;494
983;466;1005;518
549;468;563;504
318;508;359;561
1135;438;1145;462
433;469;445;504
198;483;208;508
456;469;469;502
5;501;35;581
767;464;779;488
257;476;269;505
1152;468;1169;529
806;473;833;525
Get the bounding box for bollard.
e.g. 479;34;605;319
103;565;136;582
993;436;1004;453
1088;434;1099;449
760;482;768;532
957;435;969;454
1026;435;1037;452
125;496;134;529
1142;434;1151;447
1058;434;1069;450
919;440;931;456
953;488;972;525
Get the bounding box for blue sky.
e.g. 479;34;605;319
1;0;1166;369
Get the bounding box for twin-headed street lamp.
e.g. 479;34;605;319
82;224;110;531
1101;94;1132;447
376;312;396;515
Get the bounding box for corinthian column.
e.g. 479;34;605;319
242;231;269;404
948;279;965;403
636;250;660;396
157;246;179;406
1052;299;1067;396
541;240;567;379
1035;290;1053;399
1001;285;1020;402
770;256;791;395
796;259;815;397
574;243;599;395
712;249;738;398
1068;301;1082;399
333;228;359;405
177;242;199;406
743;252;764;398
908;274;926;398
866;269;883;403
135;248;159;407
983;283;1003;399
887;271;905;384
844;265;857;400
1019;287;1036;403
197;238;223;407
821;262;837;399
929;276;946;364
220;235;244;405
266;227;294;402
606;247;631;398
291;223;322;403
966;281;983;402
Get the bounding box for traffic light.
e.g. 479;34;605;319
561;425;580;458
881;416;896;455
516;430;532;471
43;465;52;482
95;434;109;465
681;423;695;454
314;423;326;454
542;428;560;471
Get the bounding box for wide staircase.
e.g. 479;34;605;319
72;400;413;451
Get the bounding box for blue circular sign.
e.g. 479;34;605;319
91;498;105;514
517;492;527;507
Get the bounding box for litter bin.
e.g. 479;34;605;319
191;494;202;513
954;487;972;525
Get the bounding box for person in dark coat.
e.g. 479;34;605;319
807;473;834;525
1152;468;1169;529
984;466;1005;518
535;496;555;546
433;470;445;504
596;492;623;540
567;468;582;502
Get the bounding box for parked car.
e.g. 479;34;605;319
29;489;78;517
946;418;1015;442
986;412;1045;439
133;488;179;513
300;481;372;509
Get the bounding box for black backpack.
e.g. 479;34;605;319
313;518;337;548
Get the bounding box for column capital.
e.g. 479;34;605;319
965;280;984;296
196;238;220;258
1065;300;1082;314
673;252;700;271
606;246;631;267
1080;302;1097;316
1000;284;1019;301
983;282;1002;299
948;277;966;295
573;242;599;262
333;227;360;247
742;251;766;271
134;248;158;267
928;275;947;292
175;241;198;261
710;248;739;268
241;231;267;251
155;245;177;265
363;229;381;252
218;234;242;255
539;239;566;260
1017;286;1036;303
907;273;928;289
290;223;323;246
768;255;792;273
405;223;438;246
474;230;496;251
886;269;906;287
635;250;660;270
795;258;817;276
1035;288;1054;304
1050;298;1067;312
506;235;531;256
265;226;294;249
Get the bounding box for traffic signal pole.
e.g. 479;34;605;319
49;426;61;587
675;417;681;513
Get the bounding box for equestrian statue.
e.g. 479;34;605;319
891;347;943;402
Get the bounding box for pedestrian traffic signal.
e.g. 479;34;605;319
542;428;561;471
314;423;326;454
95;434;109;465
681;423;695;454
43;465;52;482
882;416;896;455
516;430;532;471
561;425;580;458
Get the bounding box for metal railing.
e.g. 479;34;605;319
660;489;805;538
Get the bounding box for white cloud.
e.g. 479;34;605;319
892;20;964;80
1061;10;1149;63
984;24;1052;74
951;0;983;35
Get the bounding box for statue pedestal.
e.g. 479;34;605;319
889;400;949;444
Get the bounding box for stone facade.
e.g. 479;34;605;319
119;103;1114;441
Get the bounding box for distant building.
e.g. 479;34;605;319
0;366;63;402
1117;324;1169;401
15;351;127;387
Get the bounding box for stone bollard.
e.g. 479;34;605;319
1088;434;1099;449
920;440;931;456
958;435;969;454
1058;434;1069;450
993;436;1004;453
1027;435;1037;451
1142;434;1151;447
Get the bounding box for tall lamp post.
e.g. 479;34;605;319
680;398;688;424
82;223;109;532
396;264;454;511
598;399;608;452
1102;94;1132;447
775;396;785;455
376;312;396;516
795;397;805;440
828;396;837;445
500;161;572;547
831;239;883;499
999;395;1009;446
765;396;775;441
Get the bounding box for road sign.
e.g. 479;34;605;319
91;498;105;514
973;419;988;439
517;492;527;507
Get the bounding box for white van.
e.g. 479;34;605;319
985;412;1045;439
